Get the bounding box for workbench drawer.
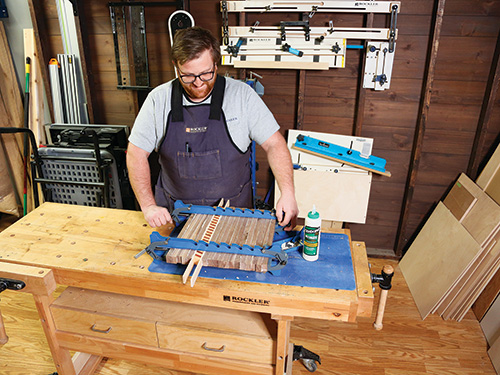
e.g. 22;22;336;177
51;307;158;347
157;323;275;364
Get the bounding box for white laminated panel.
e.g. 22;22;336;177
275;169;372;223
275;130;373;223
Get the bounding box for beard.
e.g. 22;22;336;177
180;76;216;102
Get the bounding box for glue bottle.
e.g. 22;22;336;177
303;205;321;261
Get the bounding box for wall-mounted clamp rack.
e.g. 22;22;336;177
220;0;400;89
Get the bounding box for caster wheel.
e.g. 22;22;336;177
302;358;318;372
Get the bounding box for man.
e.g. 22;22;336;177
127;26;298;229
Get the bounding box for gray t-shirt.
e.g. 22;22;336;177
129;76;280;153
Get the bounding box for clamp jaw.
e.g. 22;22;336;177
0;278;25;293
371;265;394;290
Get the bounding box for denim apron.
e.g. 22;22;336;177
155;75;252;212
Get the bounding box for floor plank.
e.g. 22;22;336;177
0;215;496;375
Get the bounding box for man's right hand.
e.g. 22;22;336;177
143;204;173;228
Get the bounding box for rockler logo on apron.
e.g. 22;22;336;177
186;126;208;133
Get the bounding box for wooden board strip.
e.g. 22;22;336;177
435;238;496;316
245;218;259;247
452;242;500;321
454;255;500;321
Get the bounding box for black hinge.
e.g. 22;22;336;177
0;0;8;18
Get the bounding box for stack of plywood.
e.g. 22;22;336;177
400;161;500;321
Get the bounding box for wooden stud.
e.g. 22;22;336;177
467;26;500;180
395;0;447;257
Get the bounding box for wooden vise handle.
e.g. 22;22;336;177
373;265;394;331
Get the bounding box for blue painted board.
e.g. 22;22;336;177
148;232;356;291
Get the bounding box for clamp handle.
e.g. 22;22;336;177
371;265;394;330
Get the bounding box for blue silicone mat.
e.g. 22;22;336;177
148;232;355;291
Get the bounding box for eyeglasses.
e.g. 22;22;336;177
178;65;216;84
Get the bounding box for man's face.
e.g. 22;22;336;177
175;49;217;102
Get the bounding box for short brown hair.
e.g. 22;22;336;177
171;27;221;66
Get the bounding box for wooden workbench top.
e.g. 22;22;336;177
0;203;373;321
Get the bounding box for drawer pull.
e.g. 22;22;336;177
90;324;112;334
202;342;225;352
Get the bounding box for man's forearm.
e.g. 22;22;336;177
126;144;156;210
262;133;295;196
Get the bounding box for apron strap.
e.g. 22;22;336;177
209;75;225;120
170;76;226;123
171;79;184;122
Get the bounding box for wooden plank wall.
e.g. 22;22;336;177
33;0;500;257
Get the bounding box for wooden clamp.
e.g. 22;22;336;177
371;265;394;330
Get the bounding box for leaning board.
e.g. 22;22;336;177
399;202;481;319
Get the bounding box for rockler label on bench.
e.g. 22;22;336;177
223;295;270;306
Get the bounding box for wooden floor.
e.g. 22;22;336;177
0;215;496;375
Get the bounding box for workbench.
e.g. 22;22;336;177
0;202;374;375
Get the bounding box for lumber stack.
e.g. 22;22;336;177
400;150;500;321
165;213;276;272
0;22;24;217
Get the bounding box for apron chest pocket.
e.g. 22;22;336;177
177;150;223;180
